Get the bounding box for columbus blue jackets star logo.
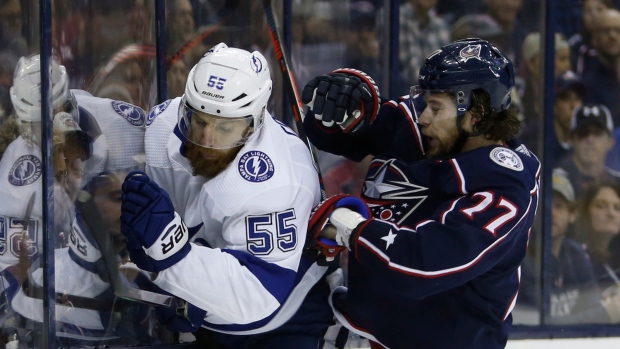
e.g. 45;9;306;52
460;44;482;62
364;159;428;224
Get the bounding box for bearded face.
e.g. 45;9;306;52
185;142;243;178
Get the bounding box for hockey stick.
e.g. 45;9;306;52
262;0;326;200
75;190;174;307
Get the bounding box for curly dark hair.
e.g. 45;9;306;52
468;88;521;141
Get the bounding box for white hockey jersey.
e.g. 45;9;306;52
145;97;325;334
0;91;147;340
0;136;72;274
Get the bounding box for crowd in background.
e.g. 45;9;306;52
2;0;620;346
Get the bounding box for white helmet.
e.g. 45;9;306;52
178;43;272;149
10;54;72;123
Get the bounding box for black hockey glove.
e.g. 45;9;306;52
302;68;380;134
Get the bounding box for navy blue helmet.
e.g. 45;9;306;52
415;38;515;116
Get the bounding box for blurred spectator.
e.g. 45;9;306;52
54;1;148;88
166;58;187;99
343;1;381;80
558;103;619;198
556;0;588;40
191;0;223;27
569;0;615;76
435;0;484;25
167;0;200;64
85;44;156;110
0;0;21;35
519;168;614;324
389;0;450;95
581;8;620;126
522;32;572;81
291;0;349;169
572;181;620;322
521;72;585;162
518;33;573;155
438;0;541;33
482;0;528;74
553;73;586;160
450;13;503;42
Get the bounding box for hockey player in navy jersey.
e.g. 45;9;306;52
301;38;541;349
120;43;340;348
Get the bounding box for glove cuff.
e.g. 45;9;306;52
331;68;380;131
143;212;190;264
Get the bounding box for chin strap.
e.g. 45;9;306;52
448;114;471;156
449;109;498;155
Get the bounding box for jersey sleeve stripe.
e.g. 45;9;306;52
357;196;534;278
449;159;467;195
398;101;425;156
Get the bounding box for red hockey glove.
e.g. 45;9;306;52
302;68;380;134
307;194;370;263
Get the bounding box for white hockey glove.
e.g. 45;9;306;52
302;68;380;134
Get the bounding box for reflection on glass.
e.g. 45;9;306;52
7;0;620;346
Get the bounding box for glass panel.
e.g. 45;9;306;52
0;0;47;347
527;0;620;327
7;0;620;346
10;0;170;347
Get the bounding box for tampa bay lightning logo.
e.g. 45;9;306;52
9;155;42;186
250;54;263;74
146;100;171;127
460;44;482;62
112;101;145;126
238;151;274;182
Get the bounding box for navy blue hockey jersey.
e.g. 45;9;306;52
304;94;541;349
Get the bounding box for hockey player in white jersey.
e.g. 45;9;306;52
0;54;101;346
120;43;340;348
0;54;96;291
7;89;159;347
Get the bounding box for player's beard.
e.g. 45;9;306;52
186;142;243;178
424;119;467;159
